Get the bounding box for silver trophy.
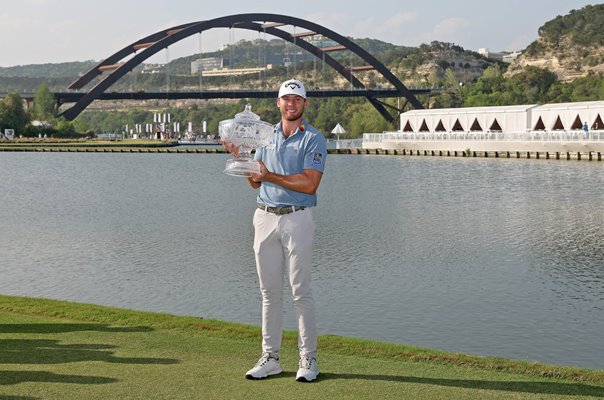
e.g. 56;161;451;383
219;104;274;177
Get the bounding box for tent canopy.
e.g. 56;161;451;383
331;123;346;134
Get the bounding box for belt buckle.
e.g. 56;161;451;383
275;206;293;215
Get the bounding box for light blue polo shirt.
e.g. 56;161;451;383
254;119;327;207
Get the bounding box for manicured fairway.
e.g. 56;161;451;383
0;295;602;399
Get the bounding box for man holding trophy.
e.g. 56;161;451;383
221;79;327;382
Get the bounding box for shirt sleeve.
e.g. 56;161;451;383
303;132;327;172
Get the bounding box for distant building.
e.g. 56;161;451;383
141;63;165;74
502;51;522;63
478;48;491;58
191;57;224;74
198;65;273;77
478;48;521;64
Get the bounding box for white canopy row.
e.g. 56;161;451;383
399;101;604;133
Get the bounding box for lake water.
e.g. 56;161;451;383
1;152;603;369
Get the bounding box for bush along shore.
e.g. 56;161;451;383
0;295;603;400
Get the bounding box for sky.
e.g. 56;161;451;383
0;0;598;67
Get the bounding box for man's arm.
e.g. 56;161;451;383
251;160;323;195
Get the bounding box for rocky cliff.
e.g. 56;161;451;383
506;4;604;82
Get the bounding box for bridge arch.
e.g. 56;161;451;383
62;13;423;121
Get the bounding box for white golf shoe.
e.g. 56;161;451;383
296;355;319;382
245;353;283;380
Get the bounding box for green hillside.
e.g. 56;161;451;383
0;60;98;78
538;4;604;47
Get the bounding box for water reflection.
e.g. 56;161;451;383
1;153;603;369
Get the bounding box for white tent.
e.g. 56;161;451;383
398;101;604;135
399;104;535;134
331;123;346;140
529;101;604;131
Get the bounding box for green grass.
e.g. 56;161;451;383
0;295;602;399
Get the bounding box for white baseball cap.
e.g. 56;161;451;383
278;79;306;99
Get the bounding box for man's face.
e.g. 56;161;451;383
277;94;306;121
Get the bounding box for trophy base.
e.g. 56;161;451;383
223;158;261;177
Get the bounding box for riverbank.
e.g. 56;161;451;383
1;144;602;160
1;140;603;160
0;295;602;399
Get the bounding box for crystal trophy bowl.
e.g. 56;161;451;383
219;104;274;177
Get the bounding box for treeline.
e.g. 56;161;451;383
0;61;98;78
0;83;83;138
0;37;399;85
2;66;603;139
434;65;604;109
0;76;74;93
74;96;394;138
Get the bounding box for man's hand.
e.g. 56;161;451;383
250;160;269;183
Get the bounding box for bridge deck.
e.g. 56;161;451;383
4;88;438;103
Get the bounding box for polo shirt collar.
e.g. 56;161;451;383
276;119;307;140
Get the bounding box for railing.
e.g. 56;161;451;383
363;133;384;143
505;130;604;141
364;130;604;143
333;139;363;149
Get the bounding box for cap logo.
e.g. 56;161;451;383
285;81;301;90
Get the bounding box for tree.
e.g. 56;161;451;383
348;103;393;137
54;117;77;137
433;69;464;108
506;66;557;103
32;82;56;121
0;92;30;134
463;65;507;106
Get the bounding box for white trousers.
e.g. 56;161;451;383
252;207;317;357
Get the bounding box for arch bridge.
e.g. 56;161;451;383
61;13;424;122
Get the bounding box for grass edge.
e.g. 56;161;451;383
0;294;602;383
